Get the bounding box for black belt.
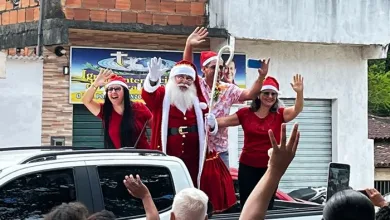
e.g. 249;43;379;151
168;125;198;136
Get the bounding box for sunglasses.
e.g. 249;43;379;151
107;87;122;92
262;91;277;97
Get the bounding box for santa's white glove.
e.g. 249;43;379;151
205;113;218;135
148;57;165;82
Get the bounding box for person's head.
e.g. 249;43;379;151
87;210;116;220
166;60;198;111
200;51;224;81
69;202;89;218
44;203;87;220
323;189;375;220
103;75;135;149
250;76;283;112
170;188;209;220
104;75;129;106
376;204;390;220
227;60;236;80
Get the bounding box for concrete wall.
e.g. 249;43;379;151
375;168;390;180
0;58;43;147
212;39;373;189
209;0;390;45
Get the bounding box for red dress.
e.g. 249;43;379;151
97;102;152;149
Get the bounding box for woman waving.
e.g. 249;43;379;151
82;68;152;149
206;74;304;209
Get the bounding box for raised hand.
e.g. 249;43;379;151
148;57;165;81
123;174;150;200
290;74;304;93
187;27;209;46
258;58;270;78
94;68;114;87
268;123;300;174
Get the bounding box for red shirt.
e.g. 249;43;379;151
236;107;285;168
97;102;152;149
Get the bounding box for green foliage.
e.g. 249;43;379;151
368;60;390;116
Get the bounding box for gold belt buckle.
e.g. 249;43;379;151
178;126;188;135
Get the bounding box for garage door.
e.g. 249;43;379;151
73;104;104;148
236;99;332;192
72;105;152;148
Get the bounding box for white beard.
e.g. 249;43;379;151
165;79;197;114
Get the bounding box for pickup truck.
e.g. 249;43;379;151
0;147;323;219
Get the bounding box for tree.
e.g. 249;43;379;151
368;60;390;116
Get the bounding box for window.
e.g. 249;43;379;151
0;169;76;219
375;181;390;195
97;166;175;218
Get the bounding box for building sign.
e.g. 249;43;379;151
69;47;246;104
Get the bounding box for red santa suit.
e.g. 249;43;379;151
142;59;236;213
142;60;208;188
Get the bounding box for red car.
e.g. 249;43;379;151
229;168;318;205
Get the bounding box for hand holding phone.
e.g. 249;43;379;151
326;162;351;201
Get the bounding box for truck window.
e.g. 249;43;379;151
97;165;175;218
0;169;76;219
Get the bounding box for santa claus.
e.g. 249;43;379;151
141;57;215;187
142;58;236;213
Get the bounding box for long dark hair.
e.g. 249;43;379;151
250;95;283;113
102;86;136;149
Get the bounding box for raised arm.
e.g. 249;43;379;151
82;68;114;116
124;174;160;220
239;59;270;102
283;74;304;122
183;27;209;62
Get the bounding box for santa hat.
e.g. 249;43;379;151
105;74;128;89
261;76;279;93
200;51;218;67
169;61;196;79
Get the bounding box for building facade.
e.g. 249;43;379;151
208;0;390;190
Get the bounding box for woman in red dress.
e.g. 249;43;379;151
206;74;304;209
82;68;152;149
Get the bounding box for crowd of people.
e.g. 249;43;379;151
69;26;390;220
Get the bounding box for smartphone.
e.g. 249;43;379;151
247;59;262;69
326;162;351;201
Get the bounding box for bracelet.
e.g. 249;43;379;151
92;84;98;90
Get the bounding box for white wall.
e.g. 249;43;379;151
0;59;43;147
214;39;373;189
209;0;390;45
